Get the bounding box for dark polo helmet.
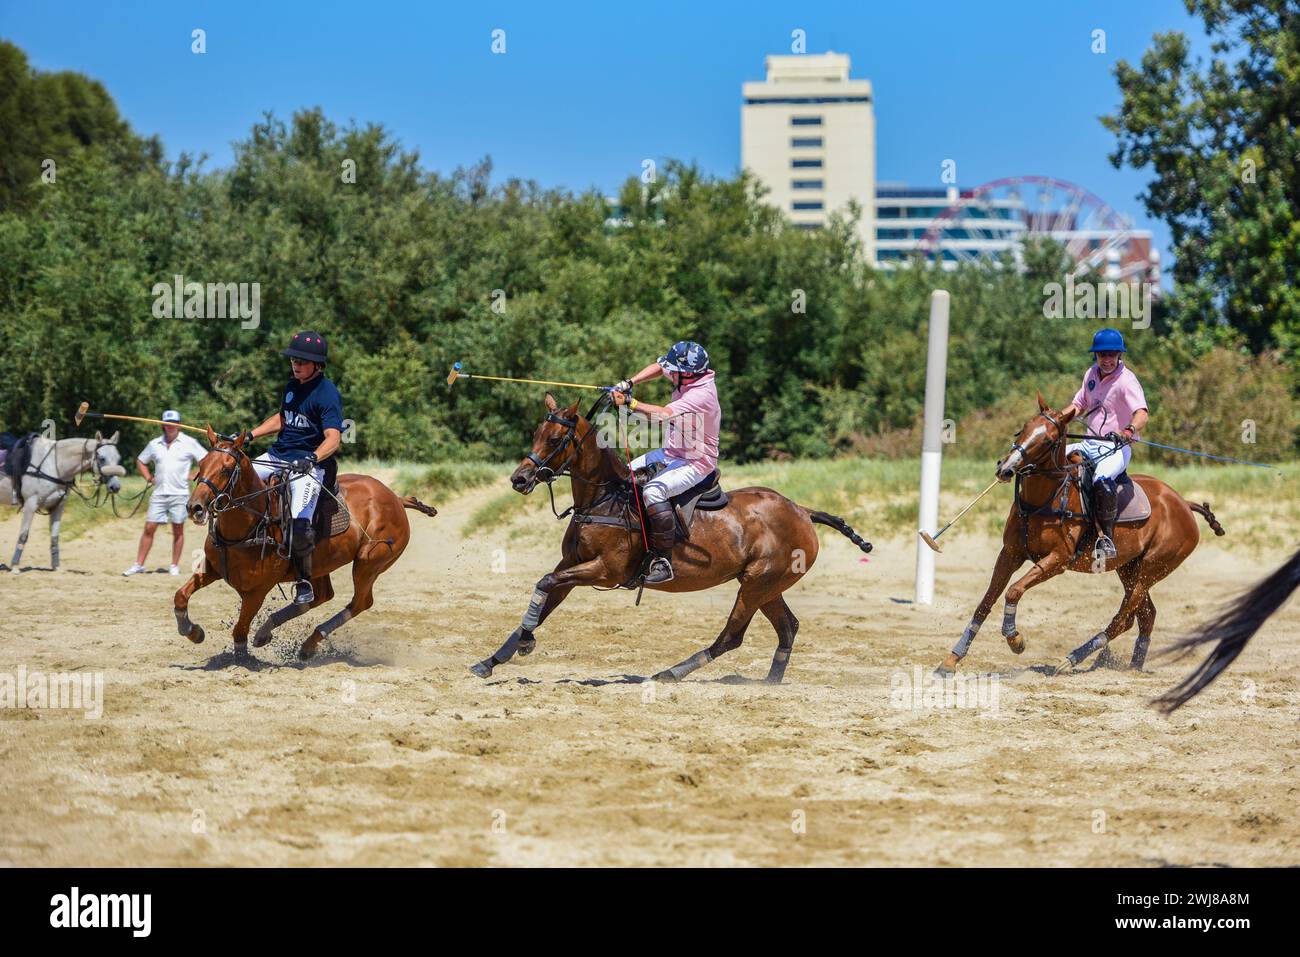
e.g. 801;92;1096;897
282;330;328;366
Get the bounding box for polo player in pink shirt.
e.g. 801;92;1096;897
610;341;721;584
1061;328;1150;561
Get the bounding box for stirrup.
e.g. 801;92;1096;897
293;579;315;605
1092;535;1117;560
643;556;675;584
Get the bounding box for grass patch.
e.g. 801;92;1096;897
383;460;508;500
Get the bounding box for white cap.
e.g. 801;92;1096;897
161;410;182;423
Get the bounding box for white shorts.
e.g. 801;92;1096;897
1067;439;1131;482
252;452;324;520
147;492;189;525
629;448;711;506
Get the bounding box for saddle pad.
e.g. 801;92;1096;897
329;500;350;536
1117;478;1151;523
321;485;350;539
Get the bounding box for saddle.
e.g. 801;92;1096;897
1078;460;1152;524
2;432;37;499
224;458;350;556
667;469;729;542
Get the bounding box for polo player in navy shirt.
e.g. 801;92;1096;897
242;331;344;603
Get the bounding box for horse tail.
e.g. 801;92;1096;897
1153;546;1300;714
401;496;438;518
805;509;873;554
1187;500;1225;536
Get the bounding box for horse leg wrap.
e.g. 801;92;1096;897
253;601;310;646
766;647;792;684
521;588;547;632
315;607;352;639
492;627;531;665
1001;603;1018;638
952;617;984;657
1131;633;1151;670
1067;632;1109;668
471;627;533;678
661;649;714;682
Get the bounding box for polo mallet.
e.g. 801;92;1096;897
75;401;211;437
919;478;1001;553
447;362;609;392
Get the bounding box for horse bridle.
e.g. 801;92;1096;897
525;396;610;485
27;436;118;490
195;446;250;514
1004;410;1066;476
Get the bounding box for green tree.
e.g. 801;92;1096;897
0;40;160;210
1102;0;1300;353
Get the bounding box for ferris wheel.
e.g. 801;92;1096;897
916;176;1148;280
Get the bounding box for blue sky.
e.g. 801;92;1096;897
3;0;1209;265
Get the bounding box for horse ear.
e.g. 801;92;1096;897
94;430;102;441
206;423;218;446
1059;405;1077;423
109;431;119;444
1036;390;1048;412
544;392;558;412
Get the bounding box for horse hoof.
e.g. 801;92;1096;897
517;637;536;657
935;653;961;676
299;640;320;661
469;660;494;679
252;630;273;648
651;670;678;684
1052;657;1074;676
1006;632;1026;654
188;625;205;644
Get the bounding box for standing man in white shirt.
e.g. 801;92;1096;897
124;410;208;577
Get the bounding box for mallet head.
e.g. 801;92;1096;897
75;401;89;426
919;530;942;553
447;361;461;387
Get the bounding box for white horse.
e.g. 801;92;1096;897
0;433;124;573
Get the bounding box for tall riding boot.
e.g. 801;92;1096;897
291;518;316;603
643;503;677;584
1092;478;1119;561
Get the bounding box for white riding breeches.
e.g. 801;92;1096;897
629;448;709;506
1067;439;1131;483
252;452;324;520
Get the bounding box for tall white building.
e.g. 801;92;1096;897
741;52;876;259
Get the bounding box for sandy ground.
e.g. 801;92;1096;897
1;478;1297;867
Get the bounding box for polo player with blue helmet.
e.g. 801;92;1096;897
241;331;344;604
1061;328;1149;561
610;341;721;584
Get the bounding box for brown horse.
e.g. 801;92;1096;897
174;427;436;659
937;394;1224;676
469;393;873;683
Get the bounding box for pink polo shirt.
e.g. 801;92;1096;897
664;370;721;478
1071;360;1148;437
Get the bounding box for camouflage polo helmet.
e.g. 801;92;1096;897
658;340;710;376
